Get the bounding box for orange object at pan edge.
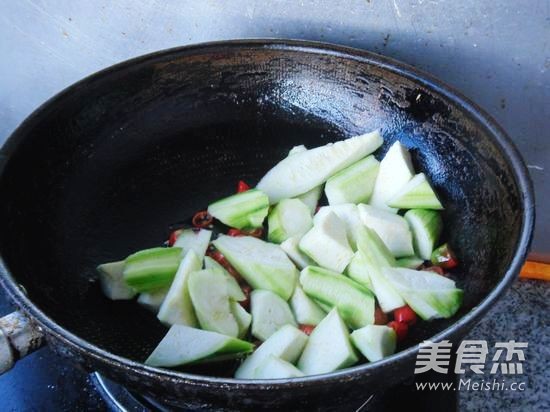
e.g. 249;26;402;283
520;256;550;281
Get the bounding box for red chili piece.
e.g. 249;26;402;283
423;265;447;276
227;228;264;238
206;250;243;282
387;321;408;342
393;305;417;326
374;306;388;325
239;285;252;310
192;210;213;228
431;243;459;269
168;229;183;246
299;324;316;336
237;180;251;193
227;228;245;237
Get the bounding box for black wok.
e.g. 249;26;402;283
0;40;534;410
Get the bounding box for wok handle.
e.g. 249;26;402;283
0;311;44;375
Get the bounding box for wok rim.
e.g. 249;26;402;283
0;38;535;389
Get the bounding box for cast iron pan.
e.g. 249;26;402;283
0;40;534;410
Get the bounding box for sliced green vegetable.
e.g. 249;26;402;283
235;324;308;379
123;247;183;292
300;266;375;329
295;185;323;215
383;267;463;320
355;226;405;313
257;130;383;204
251;290;297;341
288;145;307;156
230;300;252;338
358;204;414;257
299;211;354;273
157;250;201;327
268;198;313;244
137;287;169;313
213;235;298;301
145;325;254;367
396;256;425;269
314;204;362;250
350;325;397;362
203;256;245;301
404;209;443;260
173;228;212;257
298;309;358;375
188;269;239;337
369;141;414;213
387;173;443;210
280;236;315;269
290;285;326;326
345;252;373;291
254;355;305;379
325;155;380;205
97;260;137;300
207;189;269;229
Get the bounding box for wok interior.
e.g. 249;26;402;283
0;45;523;376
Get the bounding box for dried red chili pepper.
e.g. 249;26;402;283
192;210;213;228
237;180;251;193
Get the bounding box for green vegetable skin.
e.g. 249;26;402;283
325;155;380;205
146;325;254;367
235;324;308;379
300;266;375;329
207;189;269;229
383;267;463;320
268;198;313;244
387;173;443;210
404;209;443;260
123;247;183;292
396;256;425;269
257;130;383;204
213;235;298;301
298;309;358;375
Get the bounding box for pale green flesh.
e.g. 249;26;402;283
383;267;463;320
355;226;405;312
123;247;183;292
298;309;358;375
350;325;397;362
295;185;323;215
146;325;253;367
203;256;246;301
173;229;212;258
325;155;380;205
251;290;297;341
235;325;308;379
387;173;444;210
230;301;252;338
188;269;239;337
290;285;326;325
268;198;313;244
97;261;136;300
257;131;383;204
137;287;169;313
207;189;269;229
369;141;414;213
314;204;362;250
254;355;305;379
213;236;298;301
404;209;443;260
157;250;202;327
358;204;414;257
280;236;315;269
299;211;354;273
300;266;375;329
